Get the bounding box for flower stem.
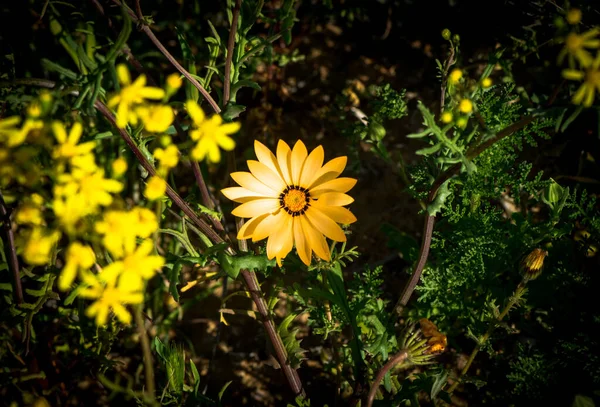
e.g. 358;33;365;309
0;190;23;304
365;350;409;407
134;304;156;400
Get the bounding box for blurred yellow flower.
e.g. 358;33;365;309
22;228;61;266
449;69;463;84
481;77;493;88
58;242;96;291
95;209;158;258
135;104;174;133
79;270;143;325
186;100;240;163
56;168;123;209
144;175;167;200
566;8;582;25
52;121;96;163
458;99;473;113
0;116;21;144
563;53;600;107
15;203;44;226
222;140;357;266
107;64;165;128
52;193;89;233
101;240;164;291
441;112;453;123
132;207;159;237
112;157;128;176
154;145;179;171
558;28;600;68
166;73;182;90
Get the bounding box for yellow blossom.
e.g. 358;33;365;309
145;176;167;200
22;228;61;266
55;168;123;209
132;207;159;237
481;77;493;88
52;193;90;232
95;208;158;258
101;240;165;291
135;104;175;133
107;64;166;128
563;53;600;107
186;100;240;163
58;242;96;291
112;157;128;176
153;145;179;171
0;116;21;144
51;121;96;163
7;118;44;147
459;99;473;113
221;140;357;266
441;112;453;123
79;270;143;325
166;73;182;90
449;69;463;84
566;8;582;25
456;117;468;129
558;28;600;68
15;203;44;226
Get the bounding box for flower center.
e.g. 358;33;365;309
586;68;600;85
566;33;583;51
279;185;310;216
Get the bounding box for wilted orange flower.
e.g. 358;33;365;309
221;140;357;266
419;318;447;354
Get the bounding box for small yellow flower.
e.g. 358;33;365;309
95;210;137;258
456;117;468;129
132;207;159;237
520;248;548;280
52;121;96;163
79;270;143;326
22;228;61;266
449;69;463;84
107;64;166;128
566;8;582;25
15;204;44;226
154;145;179;171
135;104;175;133
58;242;96;291
458;99;473;113
558;28;600;68
112;157;128;176
221;140;357;266
101;240;165;291
186;100;240;163
27;103;42;118
481;77;493;88
563;53;600;107
144;176;167;200
441;112;453;123
0;116;21;144
7;118;44;147
56;168;123;209
52;193;90;232
166;73;182;90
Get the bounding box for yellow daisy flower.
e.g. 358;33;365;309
144;175;167;200
21;228;61;266
107;64;166;128
56;168;123;209
221;140;357;266
135;104;174;133
153;145;179;171
112;157;128;176
58;242;96;291
95;208;158;258
186;100;240;163
101;240;165;291
79;270;143;326
563;53;600;107
558;28;600;68
51;121;96;162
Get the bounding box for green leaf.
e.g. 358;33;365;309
218;251;275;280
218;381;232;404
427;179;451;216
416;143;442;156
176;27;199;103
229;79;261;101
222;103;246;121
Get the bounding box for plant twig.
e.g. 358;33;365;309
0;190;23;304
134;304;156;399
223;0;242;106
365;350;409;407
110;0;221;114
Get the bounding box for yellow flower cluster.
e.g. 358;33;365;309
558;12;600;107
440;68;490;128
145;140;180;201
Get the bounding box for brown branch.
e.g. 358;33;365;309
223;0;242;106
395;115;537;312
110;0;221;114
365;350;409;407
0;190;23;304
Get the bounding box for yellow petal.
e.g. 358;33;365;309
583;86;595;107
316;192;354;206
221;186;270;202
117;64;131;85
573;84;588;104
266;214;293;264
139;87;166;100
217;134;236;151
231;198;280;218
247;160;287;192
276;140;293;185
219;122;241;135
112;303;132;324
231;171;279;196
251;210;285;242
68;122;83;144
51;121;68;143
237;213;270;240
310;177;357;197
58;261;77;291
307;156;348;189
300;216;330;261
305;206;346;242
254;140;283;178
562;69;584;81
186;100;205;125
312;205;357;224
293;217;312;266
299;145;324;188
291;140;308;185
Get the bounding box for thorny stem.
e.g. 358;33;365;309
110;0;221;114
447;279;528;393
365;350;409;407
394;115;538;313
223;0;242;106
0;190;23;304
134;304;156;400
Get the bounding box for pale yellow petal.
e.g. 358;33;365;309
299;145;324;188
305;206;347;242
307;156;348;189
583;86;595;107
276;139;293;185
573;84;588;104
231;198;280;218
562;69;585;81
291;140;308;185
247;160;287;192
231;171;279;196
237;213;270;240
221;186;269;202
310;177;357;197
293;217;312;265
300;216;330;261
251;210;284;242
316;192;354;206
311;205;357;224
266;214;293;265
254;140;283;178
58;261;77;291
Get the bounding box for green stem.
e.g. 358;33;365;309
134;305;156;401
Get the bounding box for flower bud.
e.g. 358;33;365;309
441;29;452;40
520;248;548;280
